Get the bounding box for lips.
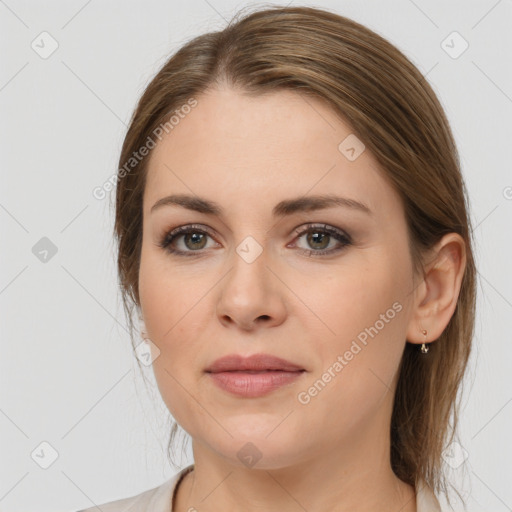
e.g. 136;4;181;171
205;353;306;398
205;353;305;373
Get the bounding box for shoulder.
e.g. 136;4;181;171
74;465;194;512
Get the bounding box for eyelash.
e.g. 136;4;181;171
157;223;352;258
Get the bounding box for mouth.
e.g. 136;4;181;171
205;353;305;373
207;369;305;397
204;353;306;397
216;370;305;373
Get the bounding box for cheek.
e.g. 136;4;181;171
297;258;405;347
294;274;408;441
307;253;410;407
299;253;409;382
139;245;202;342
138;249;212;415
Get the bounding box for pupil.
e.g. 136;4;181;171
187;233;206;249
309;232;329;249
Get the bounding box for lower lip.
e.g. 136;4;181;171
207;370;305;397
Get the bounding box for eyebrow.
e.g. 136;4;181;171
151;193;372;217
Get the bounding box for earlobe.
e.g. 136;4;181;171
406;233;466;346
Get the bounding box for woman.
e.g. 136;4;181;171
79;5;475;511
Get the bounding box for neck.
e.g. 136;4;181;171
173;425;416;512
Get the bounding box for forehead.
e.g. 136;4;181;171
143;87;400;219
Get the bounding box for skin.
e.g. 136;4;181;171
138;87;466;512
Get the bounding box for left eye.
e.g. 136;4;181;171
291;223;352;256
158;223;352;257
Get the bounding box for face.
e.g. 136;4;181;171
138;87;417;470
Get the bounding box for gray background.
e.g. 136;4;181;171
0;0;511;510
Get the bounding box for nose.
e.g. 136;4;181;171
215;243;287;331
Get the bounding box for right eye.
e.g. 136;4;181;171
158;224;219;257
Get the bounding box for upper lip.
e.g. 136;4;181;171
205;354;305;373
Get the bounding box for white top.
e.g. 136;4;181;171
76;464;442;512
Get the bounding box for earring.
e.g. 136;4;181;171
420;329;429;354
139;317;148;340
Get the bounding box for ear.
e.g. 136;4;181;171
406;233;467;345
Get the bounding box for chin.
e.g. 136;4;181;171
205;429;307;469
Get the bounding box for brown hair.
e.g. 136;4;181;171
113;5;476;506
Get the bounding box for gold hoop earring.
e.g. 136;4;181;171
420;329;429;354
